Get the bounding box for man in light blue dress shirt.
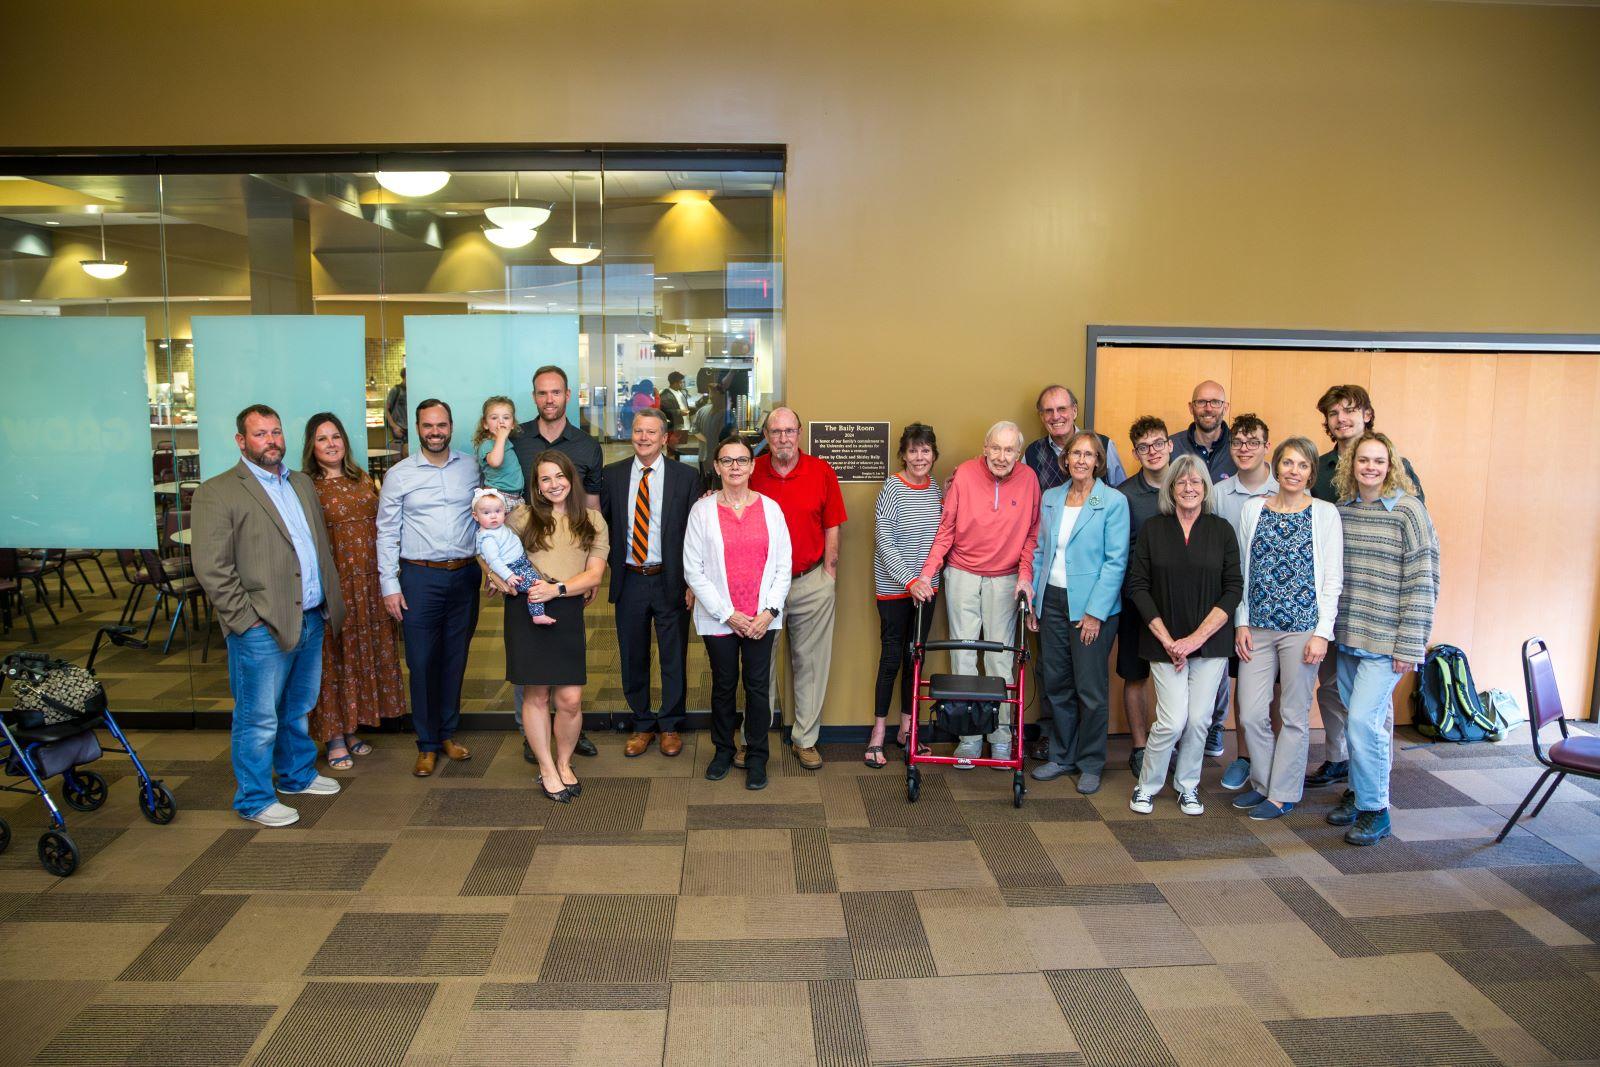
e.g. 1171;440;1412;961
377;398;481;777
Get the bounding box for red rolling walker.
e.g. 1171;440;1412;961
905;597;1031;808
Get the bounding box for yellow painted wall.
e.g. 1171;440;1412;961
5;0;1599;725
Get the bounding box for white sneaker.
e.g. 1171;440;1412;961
989;744;1013;767
280;774;341;796
245;801;300;827
952;736;982;770
1129;789;1154;815
1178;789;1205;816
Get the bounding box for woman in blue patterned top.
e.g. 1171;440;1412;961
869;423;944;766
1232;437;1343;820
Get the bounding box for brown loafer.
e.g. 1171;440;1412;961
660;732;683;757
441;738;471;762
625;731;656;757
792;744;823;770
413;752;437;777
733;743;747;769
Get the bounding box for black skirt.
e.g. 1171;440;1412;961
504;594;587;686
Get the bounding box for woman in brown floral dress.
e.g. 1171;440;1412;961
301;412;408;768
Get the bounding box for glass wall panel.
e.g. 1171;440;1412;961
0;152;785;721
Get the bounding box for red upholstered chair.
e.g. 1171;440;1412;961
1495;637;1600;842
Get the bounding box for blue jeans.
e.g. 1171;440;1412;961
227;611;324;818
1336;645;1400;812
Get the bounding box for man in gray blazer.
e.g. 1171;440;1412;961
192;404;347;827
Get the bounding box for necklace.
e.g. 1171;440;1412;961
720;492;752;512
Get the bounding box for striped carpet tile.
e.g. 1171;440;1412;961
209;841;388;892
1263;876;1382;958
1045;969;1176;1067
1441;948;1600;1061
255;981;436;1067
858;772;964;830
875;1055;1086;1066
164;828;256;894
117;893;250;981
792;827;839;893
410;787;546;828
473;982;671;1011
437;731;506;778
305;913;506;977
459;828;540;896
33;1002;276;1066
539;776;652;838
539;894;676;983
1003;884;1166;907
11;892;191;923
685;803;828;829
969;822;1069;889
1351;909;1546;954
809;978;870;1067
840;890;937;979
669;938;854;981
1264;1012;1501;1066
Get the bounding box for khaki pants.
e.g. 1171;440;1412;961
768;566;838;749
1237;629;1318;804
942;567;1022;747
1142;657;1228;796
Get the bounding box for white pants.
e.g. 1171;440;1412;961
942;567;1021;746
1140;658;1228;796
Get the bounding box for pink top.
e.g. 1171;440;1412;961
919;457;1042;582
718;500;769;618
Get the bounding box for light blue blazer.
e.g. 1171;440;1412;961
1029;478;1129;622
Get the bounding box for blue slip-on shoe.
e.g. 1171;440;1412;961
1231;789;1267;810
1249;800;1295;821
1220;757;1252;791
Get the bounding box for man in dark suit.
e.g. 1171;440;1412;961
600;407;701;757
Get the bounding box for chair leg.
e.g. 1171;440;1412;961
142;591;167;644
94;558;113;597
162;598;187;655
59;568;81;612
1529;771;1568;819
71;560;95;597
1495;767;1554;843
31;578;59;624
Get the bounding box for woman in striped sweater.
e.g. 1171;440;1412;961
869;423;944;766
1330;430;1439;846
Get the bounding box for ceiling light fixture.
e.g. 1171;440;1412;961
80;211;128;280
482;173;548;250
375;170;450;197
483;225;537;249
549;170;602;265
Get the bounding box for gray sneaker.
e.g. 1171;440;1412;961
1076;771;1101;795
989;743;1013;768
952;736;982;769
245;801;300;827
279;774;341;796
1031;761;1069;782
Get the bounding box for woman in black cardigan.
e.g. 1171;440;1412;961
1125;454;1243;816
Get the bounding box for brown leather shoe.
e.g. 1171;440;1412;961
441;738;471;762
625;731;656;757
413;752;437;777
733;743;747;769
792;744;823;770
660;732;683;757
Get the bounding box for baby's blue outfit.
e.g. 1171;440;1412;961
476;524;547;619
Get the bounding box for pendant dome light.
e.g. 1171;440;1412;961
79;210;128;280
482;173;549;249
549;171;602;265
375;170;451;198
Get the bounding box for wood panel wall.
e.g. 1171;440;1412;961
1092;345;1599;727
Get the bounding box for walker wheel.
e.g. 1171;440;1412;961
1012;772;1026;809
0;818;10;854
139;781;177;825
906;768;921;803
63;770;109;812
38;830;79;877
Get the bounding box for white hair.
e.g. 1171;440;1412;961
1157;454;1217;515
984;420;1023;449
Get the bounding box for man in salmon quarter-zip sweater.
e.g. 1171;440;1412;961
909;420;1041;767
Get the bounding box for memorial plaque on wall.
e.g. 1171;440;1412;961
809;421;890;482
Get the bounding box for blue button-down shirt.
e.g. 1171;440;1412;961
245;459;323;611
626;454;666;566
376;449;479;596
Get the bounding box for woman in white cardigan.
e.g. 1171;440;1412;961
683;437;793;790
1231;436;1343;820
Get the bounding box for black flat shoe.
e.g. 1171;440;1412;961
575;733;598;758
565;779;582;798
539;782;573;803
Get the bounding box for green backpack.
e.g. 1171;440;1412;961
1413;645;1503;743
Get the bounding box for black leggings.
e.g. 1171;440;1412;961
875;595;939;719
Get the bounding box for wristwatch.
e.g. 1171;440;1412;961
557;582;568;597
765;606;781;620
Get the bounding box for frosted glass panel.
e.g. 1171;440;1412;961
0;318;157;549
192;316;367;481
404;315;580;454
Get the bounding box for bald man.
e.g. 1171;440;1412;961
1168;379;1237;483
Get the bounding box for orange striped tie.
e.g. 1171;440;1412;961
630;466;652;565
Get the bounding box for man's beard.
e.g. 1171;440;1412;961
246;444;283;468
420;434;450;453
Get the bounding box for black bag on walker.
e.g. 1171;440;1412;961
935;699;999;737
5;729;102;780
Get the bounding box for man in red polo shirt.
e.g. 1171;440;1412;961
749;407;847;769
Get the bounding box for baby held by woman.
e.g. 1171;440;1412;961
473;488;555;624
